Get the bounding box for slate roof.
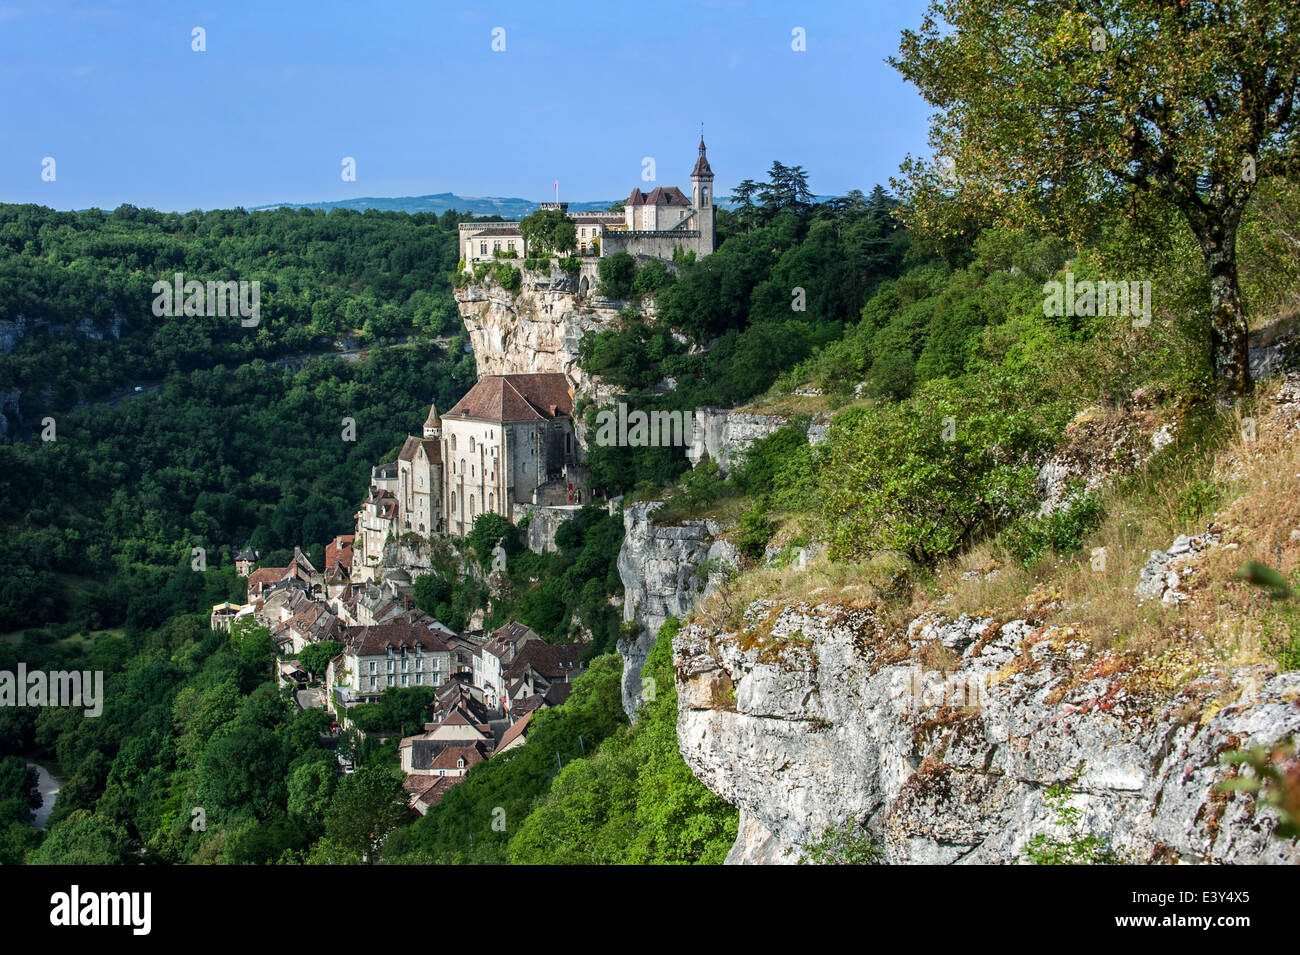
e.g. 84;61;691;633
692;139;714;179
625;185;690;208
503;640;587;682
444;374;573;424
403;738;489;772
398;435;441;463
344;622;451;657
482;620;544;662
464;225;522;236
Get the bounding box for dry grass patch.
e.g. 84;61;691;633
735;391;874;417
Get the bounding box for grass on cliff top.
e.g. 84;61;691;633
697;371;1300;675
929;376;1300;669
733;390;875;418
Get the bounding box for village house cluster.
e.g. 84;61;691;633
198;145;723;813
213;541;589;813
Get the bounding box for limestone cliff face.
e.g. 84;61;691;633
454;269;626;395
675;603;1300;865
615;502;737;719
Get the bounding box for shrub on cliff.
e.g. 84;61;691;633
820;376;1066;565
597;252;636;299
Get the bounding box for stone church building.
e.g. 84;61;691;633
353;374;583;566
440;373;580;538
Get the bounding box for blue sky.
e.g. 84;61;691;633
0;0;934;212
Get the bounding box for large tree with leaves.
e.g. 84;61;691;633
519;208;576;256
891;0;1300;400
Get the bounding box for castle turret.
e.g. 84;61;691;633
691;138;715;256
423;403;441;439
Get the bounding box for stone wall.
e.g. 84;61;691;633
600;230;702;262
512;502;584;553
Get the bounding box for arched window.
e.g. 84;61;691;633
469;437;475;453
488;492;494;511
469;496;476;517
450;491;457;513
450;435;457;452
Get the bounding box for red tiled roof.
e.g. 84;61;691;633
326;535;354;572
444;374;573;424
247;567;285;588
428;743;487;771
497;712;534;750
627;185;690;208
413;775;464;809
397;435;441;463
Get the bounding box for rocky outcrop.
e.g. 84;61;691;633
686;407;828;477
1034;397;1179;516
615;502;737;719
1134;527;1222;605
455;269;628;395
0;313;125;355
675;602;1300;864
511;502;583;553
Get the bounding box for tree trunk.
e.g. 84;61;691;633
1199;226;1252;402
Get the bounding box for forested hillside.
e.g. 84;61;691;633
0;206;476;633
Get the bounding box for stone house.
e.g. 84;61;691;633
397;405;443;536
330;622;453;703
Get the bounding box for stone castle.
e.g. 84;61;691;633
458;138;716;270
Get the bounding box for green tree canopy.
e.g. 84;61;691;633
891;0;1300;400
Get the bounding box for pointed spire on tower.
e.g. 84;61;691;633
423;402;441;438
692;135;713;179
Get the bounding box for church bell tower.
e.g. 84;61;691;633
690;137;715;256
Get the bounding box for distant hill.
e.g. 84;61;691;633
250;193;619;218
248;191;776;218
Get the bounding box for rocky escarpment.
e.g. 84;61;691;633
675;603;1300;864
455;269;630;396
616;501;737;719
